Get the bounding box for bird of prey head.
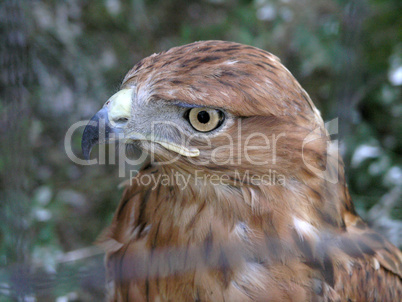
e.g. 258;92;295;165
82;41;401;301
82;41;325;183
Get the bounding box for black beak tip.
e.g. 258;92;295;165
81;144;91;161
81;135;93;161
81;122;99;162
81;107;112;162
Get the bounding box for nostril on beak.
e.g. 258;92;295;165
110;117;129;127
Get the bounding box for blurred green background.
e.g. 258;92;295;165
0;0;400;301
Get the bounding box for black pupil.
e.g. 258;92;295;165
197;111;210;124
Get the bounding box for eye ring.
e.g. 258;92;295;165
186;107;224;132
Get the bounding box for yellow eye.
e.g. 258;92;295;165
187;108;224;132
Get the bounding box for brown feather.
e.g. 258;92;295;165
95;41;401;301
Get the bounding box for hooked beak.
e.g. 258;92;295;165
81;88;200;160
81;89;132;160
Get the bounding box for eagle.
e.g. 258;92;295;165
81;41;401;301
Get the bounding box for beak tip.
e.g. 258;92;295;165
83;152;90;161
81;124;96;162
81;142;92;161
81;112;102;163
